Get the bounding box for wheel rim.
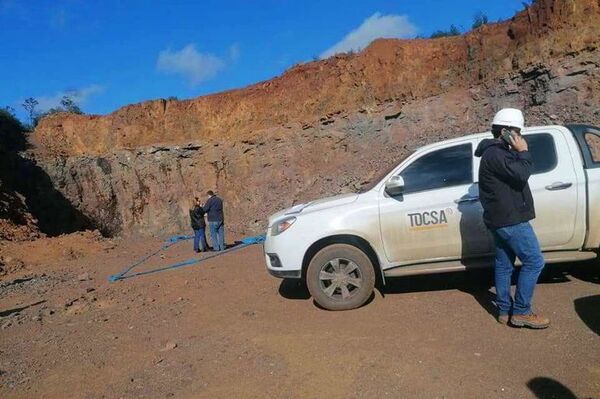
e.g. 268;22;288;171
318;258;363;301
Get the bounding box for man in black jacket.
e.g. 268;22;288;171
204;190;225;251
475;108;549;329
189;197;208;252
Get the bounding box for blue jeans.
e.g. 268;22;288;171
193;228;207;252
491;222;545;316
208;221;225;251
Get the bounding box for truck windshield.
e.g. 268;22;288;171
357;151;414;193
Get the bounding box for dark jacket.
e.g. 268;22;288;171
189;205;206;230
204;195;224;222
475;138;536;229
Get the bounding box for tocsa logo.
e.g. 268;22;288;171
408;210;449;230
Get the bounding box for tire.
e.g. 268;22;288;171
306;244;375;311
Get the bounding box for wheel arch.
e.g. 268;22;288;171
301;234;385;286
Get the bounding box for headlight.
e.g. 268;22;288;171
271;217;297;236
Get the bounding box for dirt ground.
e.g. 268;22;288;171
0;232;598;399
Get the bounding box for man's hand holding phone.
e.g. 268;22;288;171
511;134;528;152
502;129;528;152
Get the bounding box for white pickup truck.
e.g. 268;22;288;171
264;124;600;310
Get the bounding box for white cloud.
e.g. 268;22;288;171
36;84;104;112
157;44;225;86
320;13;417;59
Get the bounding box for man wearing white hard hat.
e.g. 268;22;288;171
474;108;550;329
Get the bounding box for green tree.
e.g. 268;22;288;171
33;95;84;127
22;97;38;127
60;95;83;114
430;25;461;39
472;12;489;29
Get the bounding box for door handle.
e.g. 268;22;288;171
545;182;572;191
455;196;479;204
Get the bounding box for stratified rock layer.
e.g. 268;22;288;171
29;0;600;237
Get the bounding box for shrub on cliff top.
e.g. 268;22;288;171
472;12;489;30
33;95;84;127
430;25;461;39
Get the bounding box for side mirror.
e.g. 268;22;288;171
385;176;405;196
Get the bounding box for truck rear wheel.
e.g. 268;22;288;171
306;244;375;311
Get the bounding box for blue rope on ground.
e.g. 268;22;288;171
108;234;266;282
162;234;193;248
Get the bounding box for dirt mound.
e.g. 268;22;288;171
0;230;110;279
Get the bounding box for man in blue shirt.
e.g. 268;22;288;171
204;190;225;251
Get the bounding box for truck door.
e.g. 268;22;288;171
574;126;600;249
379;142;493;264
523;130;580;249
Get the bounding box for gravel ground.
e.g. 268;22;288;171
0;235;598;398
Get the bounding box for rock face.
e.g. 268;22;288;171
0;150;92;240
0;177;40;241
35;0;600;156
29;0;600;237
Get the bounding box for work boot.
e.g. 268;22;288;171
497;314;509;325
510;313;550;329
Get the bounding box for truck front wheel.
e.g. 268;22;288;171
306;244;375;311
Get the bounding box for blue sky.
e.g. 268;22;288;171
1;0;528;123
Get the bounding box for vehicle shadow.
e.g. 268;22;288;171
527;377;578;399
278;278;376;310
380;263;586;319
382;269;498;317
568;261;600;285
276;260;595;317
278;278;310;300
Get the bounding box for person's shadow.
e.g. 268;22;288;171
527;377;578;399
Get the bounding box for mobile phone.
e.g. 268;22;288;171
501;129;514;145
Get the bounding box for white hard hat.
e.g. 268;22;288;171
492;108;525;130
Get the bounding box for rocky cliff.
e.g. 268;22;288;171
29;0;600;237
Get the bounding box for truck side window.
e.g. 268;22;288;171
400;144;472;194
585;133;600;163
524;133;557;174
